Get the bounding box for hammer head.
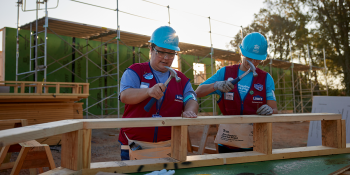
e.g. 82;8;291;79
246;60;258;77
164;66;181;82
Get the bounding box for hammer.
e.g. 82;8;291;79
144;66;181;112
230;60;258;85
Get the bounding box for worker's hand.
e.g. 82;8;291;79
147;83;166;100
182;111;197;118
257;104;273;115
213;81;234;93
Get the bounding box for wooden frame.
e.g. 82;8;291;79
0;113;346;175
0;81;89;95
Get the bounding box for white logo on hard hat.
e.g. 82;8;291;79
253;45;260;53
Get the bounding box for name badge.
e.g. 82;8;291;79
175;94;183;102
224;92;234;101
152;114;162;118
254;84;263;91
253;95;263;101
140;82;149;89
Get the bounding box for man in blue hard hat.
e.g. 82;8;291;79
118;26;199;160
195;32;277;153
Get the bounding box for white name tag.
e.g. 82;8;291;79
140;82;149;89
224;92;234;101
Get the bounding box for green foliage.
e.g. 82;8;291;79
230;0;350;95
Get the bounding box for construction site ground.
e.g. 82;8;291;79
1;121;309;175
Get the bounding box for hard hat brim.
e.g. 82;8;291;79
240;44;267;61
149;40;180;51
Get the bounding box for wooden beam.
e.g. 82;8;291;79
83;113;342;129
171;126;187;161
20;83;25;93
82;129;91;169
0;113;342;147
44;146;56;170
78;146;350;175
322;120;341;148
187;131;193;153
39;167;82;175
61;130;83;171
61;129;90;171
253;123;272;154
0;120;83;147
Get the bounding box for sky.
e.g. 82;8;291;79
0;0;265;51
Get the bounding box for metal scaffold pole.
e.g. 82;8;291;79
208;16;215;115
289;39;296;113
167;5;171;26
117;0;120;118
16;0;21;82
86;39;89;119
44;0;48;83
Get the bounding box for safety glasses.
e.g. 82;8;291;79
153;47;177;59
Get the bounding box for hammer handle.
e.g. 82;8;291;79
230;77;241;85
144;97;157;112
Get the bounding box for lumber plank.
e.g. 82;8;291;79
0;120;83;147
253;123;272;154
0;162;14;170
82;129;91;169
84;146;350;175
322;120;342;148
171;126;187;161
187;130;193;152
0;145;10;164
38;167;81;175
61;130;83;171
83;113;341;129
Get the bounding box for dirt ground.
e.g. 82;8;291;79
0;121;309;175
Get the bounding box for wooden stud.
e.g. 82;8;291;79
20;83;25;93
83;84;89;94
342;119;346;148
82;129;91;169
61;129;90;171
13;85;18;93
171;126;187;161
36;83;42;94
187;130;193;153
29;168;37;175
61;130;83;171
10;147;30;175
56;84;60;94
198;125;210;155
253;123;272;154
322;119;342;148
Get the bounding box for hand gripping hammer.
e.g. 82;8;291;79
229;60;258;85
144;66;181;112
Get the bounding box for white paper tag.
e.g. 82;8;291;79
224;92;234;101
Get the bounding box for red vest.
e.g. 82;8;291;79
119;62;189;145
218;65;268;115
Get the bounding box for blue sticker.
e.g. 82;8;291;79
152;114;162;118
174;94;183;102
254;84;263;91
143;72;153;80
253;95;263;101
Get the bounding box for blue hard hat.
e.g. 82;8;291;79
239;32;268;60
149;26;180;51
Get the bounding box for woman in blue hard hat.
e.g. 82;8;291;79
195;32;277;153
118;26;199;160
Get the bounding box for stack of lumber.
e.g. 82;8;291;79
0;81;89;145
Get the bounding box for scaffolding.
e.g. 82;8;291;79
10;0;329;118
